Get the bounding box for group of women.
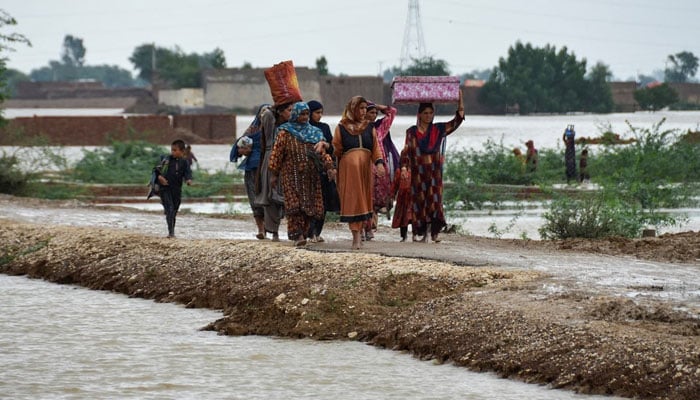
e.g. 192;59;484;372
231;93;465;250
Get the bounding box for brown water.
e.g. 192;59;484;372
0;274;623;400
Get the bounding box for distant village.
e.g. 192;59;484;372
8;66;700;116
4;66;700;146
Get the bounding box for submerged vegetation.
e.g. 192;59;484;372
443;119;700;239
2;119;699;239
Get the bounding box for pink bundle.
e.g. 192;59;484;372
391;76;461;104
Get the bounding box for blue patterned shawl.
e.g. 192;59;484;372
277;102;324;144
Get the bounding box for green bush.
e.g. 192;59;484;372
0;153;27;194
444;139;573;209
183;169;239;198
539;195;641;239
72;140;168;184
539;120;697;239
442;119;698;239
592;119;700;209
538;193;684;239
0;141;69;196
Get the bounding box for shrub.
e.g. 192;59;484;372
72;140;168;184
592;119;700;209
0;135;69;196
0;153;27;194
183;169;238;198
444;139;571;209
539;195;641;239
539;193;684;239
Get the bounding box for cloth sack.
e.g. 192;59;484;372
264;60;303;105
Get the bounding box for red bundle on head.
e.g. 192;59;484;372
264;60;303;106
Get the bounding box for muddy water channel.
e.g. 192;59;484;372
0;274;621;400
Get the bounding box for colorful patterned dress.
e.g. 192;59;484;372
401;112;464;238
268;131;332;241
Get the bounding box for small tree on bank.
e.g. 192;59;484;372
634;83;679;111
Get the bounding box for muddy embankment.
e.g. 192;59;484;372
1;222;699;400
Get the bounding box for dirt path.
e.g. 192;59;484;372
1;195;699;399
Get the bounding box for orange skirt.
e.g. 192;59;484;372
337;148;374;223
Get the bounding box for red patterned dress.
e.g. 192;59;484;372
401;111;464;238
269;131;333;241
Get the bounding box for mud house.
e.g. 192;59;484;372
202;67;321;113
669;82;700;106
609;82;638;112
201;67;383;115
7;81;157;113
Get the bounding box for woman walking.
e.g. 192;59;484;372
255;102;293;241
332;96;386;250
230;104;267;239
401;93;465;243
268;102;336;247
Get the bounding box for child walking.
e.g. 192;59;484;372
155;139;193;238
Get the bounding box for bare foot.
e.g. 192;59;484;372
351;230;362;250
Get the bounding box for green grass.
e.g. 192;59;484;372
443;119;699;238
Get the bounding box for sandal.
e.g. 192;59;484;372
295;239;307;247
256;233;265;240
316;236;325;243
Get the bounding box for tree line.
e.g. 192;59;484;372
2;7;699;118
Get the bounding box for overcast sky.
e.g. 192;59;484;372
3;0;699;81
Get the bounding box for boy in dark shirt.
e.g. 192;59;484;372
155;139;193;238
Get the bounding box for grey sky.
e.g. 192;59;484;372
3;0;699;81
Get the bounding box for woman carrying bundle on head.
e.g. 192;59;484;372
230;104;267;239
401;91;465;243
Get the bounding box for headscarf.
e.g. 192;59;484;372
366;101;376;111
277;102;324;144
307;100;323;113
339;95;370;135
